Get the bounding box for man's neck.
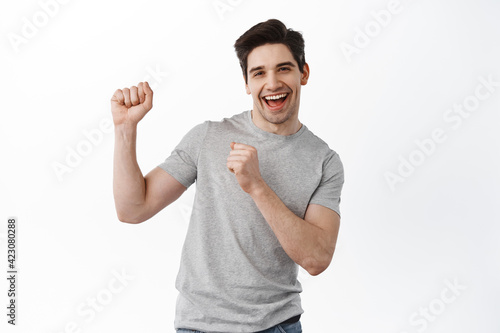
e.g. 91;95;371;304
251;110;302;136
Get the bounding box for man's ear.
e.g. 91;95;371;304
301;63;310;85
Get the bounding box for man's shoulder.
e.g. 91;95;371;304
301;125;339;157
193;110;249;133
186;111;248;131
206;110;248;126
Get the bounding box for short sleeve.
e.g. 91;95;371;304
157;121;209;188
308;151;344;218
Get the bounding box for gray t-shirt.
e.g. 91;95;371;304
158;110;344;332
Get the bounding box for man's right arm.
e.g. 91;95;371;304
111;82;187;224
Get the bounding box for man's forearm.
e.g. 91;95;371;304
249;181;332;275
113;124;146;222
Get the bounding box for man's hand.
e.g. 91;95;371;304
111;81;153;127
227;142;265;194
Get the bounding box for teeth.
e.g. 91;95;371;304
264;93;288;100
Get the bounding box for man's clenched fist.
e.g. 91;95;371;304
111;81;153;127
227;142;265;194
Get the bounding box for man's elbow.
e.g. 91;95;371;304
303;250;335;276
305;262;329;276
116;211;146;224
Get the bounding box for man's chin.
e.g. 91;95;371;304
260;108;292;125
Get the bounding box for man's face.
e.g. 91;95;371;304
245;43;309;128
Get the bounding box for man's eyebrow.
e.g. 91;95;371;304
276;61;296;68
249;62;296;74
249;66;264;74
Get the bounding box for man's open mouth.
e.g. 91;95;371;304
263;93;289;110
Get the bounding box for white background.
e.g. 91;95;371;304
1;0;499;332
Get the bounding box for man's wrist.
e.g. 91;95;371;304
115;121;138;132
249;178;269;199
114;123;139;148
114;122;138;138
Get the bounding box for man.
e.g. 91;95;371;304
111;19;344;333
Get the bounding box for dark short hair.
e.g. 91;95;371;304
234;19;306;83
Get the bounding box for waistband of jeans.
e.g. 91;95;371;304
279;314;301;325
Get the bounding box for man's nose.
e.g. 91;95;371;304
265;72;282;91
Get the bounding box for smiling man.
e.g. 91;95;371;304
112;19;344;333
245;43;305;134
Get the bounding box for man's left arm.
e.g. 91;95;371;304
227;142;341;276
252;184;340;276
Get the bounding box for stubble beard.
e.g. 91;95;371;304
256;100;297;125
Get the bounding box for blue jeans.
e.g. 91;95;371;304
177;320;302;333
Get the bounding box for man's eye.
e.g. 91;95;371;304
279;67;290;72
254;72;263;77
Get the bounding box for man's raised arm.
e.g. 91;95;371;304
111;81;186;224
